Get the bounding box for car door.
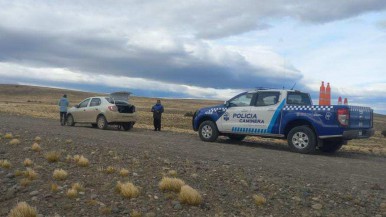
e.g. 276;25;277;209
84;98;102;123
73;98;91;123
249;91;284;135
218;92;254;133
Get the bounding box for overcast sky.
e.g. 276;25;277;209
1;0;386;113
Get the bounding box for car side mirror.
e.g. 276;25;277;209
225;101;230;107
75;105;80;108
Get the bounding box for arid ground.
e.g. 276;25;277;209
0;84;386;216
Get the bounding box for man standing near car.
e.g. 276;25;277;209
58;94;69;126
151;99;164;131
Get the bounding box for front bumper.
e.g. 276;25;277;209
342;128;375;139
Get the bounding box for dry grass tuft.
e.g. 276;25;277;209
99;206;112;215
131;210;142;217
8;201;37;217
65;139;73;144
159;177;185;192
9;139;21;145
73;154;81;162
116;181;140;198
53;169;68;180
14;169;24;177
24;168;38;180
86;199;98;206
66;188;78;198
31;143;41;152
168;170;177;177
4;133;13;139
77;155;89;167
253;194;267;206
0;159;12;169
51;183;59;192
105;166;116;174
65;155;72;162
71;182;84;192
20;178;32;187
119;168;129;177
34;136;42;143
23;158;33;167
179;185;202;206
45;151;60;163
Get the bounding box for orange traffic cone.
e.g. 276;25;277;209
326;82;331;105
338;96;342;105
344;98;348;105
319;81;326;106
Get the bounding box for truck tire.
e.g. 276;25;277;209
287;126;316;154
66;114;75;126
319;140;344;153
122;122;133;131
228;134;246;141
198;120;219;142
97;115;108;130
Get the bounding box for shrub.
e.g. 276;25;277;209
159;177;185;192
31;143;41;152
119;168;129;177
67;188;78;198
34;136;42;143
253;194;266;206
23;158;33;167
168;170;177;177
20;178;32;187
51;183;59;192
382;130;386;137
4;133;13;139
116;181;139;198
9;139;21;145
8;202;37;217
105;166;116;174
0;159;11;169
179;185;202;205
53;169;68;180
77;156;89;167
71;182;84;192
45;151;61;163
24;168;38;180
73;155;81;162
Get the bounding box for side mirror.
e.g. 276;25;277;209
75;105;80;108
225;101;230;107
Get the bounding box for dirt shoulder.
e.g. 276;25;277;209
1;114;385;216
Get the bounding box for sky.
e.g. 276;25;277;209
0;0;386;113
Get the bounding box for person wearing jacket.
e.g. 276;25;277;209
151;99;164;131
58;94;69;126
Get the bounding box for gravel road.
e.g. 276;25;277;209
1;114;385;216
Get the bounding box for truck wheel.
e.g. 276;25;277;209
228;134;246;141
122;122;133;131
287;126;316;154
319;140;344;153
198;121;219;142
97;115;108;130
66;114;75;126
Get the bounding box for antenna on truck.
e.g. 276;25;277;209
290;82;297;90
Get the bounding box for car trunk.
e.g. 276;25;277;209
109;92;135;114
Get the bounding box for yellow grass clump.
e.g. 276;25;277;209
31;143;41;152
45;151;60;163
179;185;202;206
99;206;112;215
67;188;78;198
20;178;32;187
9;139;21;145
24;168;38;180
8;202;37;217
53;169;68;180
34;136;42;143
119;168;129;177
14;169;24;177
51;183;59;192
168;170;177;177
4;133;13;139
159;177;185;192
0;159;12;169
116;181;140;198
131;210;142;217
253;194;267;206
77;155;89;167
105;166;116;174
65;155;72;162
71;182;84;192
73;155;81;162
23;158;33;167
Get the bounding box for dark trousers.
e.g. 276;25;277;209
153;118;161;131
60;112;67;125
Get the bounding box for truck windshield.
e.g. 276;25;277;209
287;92;312;106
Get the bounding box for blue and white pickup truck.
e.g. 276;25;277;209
192;89;374;154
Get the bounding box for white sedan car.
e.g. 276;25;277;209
66;92;137;130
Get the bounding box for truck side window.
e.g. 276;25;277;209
228;93;254;107
287;92;312;105
255;92;280;106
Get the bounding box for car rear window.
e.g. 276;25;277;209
287;92;312;105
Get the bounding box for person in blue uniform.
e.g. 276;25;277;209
151;100;164;131
58;94;69;126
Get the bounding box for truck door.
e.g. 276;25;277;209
249;91;284;135
218;92;254;133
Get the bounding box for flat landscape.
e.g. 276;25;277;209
1;85;386;216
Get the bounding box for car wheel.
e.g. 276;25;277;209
66;114;75;126
228;134;246;141
97;115;108;130
319;139;344;153
287;126;316;154
91;124;97;128
198;120;219;142
122;122;133;131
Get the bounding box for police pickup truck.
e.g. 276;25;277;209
192;89;374;154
